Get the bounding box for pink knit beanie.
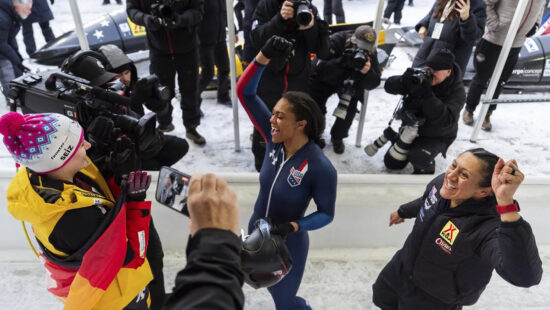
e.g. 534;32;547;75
0;112;84;174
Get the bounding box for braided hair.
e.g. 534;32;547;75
282;91;325;147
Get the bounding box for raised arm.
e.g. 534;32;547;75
236;36;294;143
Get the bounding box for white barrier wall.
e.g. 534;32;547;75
1;170;549;251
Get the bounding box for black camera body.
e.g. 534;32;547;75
290;0;312;26
8;70;162;159
343;48;369;70
150;0;185;26
135;75;171;102
405;67;433;86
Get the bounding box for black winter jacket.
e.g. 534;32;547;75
251;0;329;96
412;0;486;75
0;0;23;75
311;30;381;98
384;63;465;150
164;229;244;309
198;0;226;45
127;0;203;55
394;173;542;305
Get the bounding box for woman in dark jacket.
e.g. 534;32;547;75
21;0;55;56
372;148;542;309
412;0;486;75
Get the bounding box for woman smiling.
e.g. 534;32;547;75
373;148;542;309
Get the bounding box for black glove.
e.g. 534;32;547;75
261;35;293;60
87;116;114;151
145;97;167;112
144;14;162;31
526;22;539;37
131;77;154;103
126;171;151;201
108;135;139;184
340;48;356;69
270;222;295;239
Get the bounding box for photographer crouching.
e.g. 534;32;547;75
370;49;465;174
64;51;189;172
309;25;381;154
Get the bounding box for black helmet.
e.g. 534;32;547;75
241;219;293;289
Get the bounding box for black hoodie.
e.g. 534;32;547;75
390;173;542;306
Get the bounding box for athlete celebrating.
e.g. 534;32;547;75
237;35;338;310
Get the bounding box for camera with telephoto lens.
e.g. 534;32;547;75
7;70;163;162
333;80;354;120
404;67;433;86
290;0;312;26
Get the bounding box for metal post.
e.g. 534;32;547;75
470;0;529;142
355;90;369;146
227;0;241;152
68;0;89;51
355;0;386;146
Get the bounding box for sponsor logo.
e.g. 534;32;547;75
127;17;146;37
524;38;539;53
269;150;278;166
59;145;74;161
512;68;542;77
287;159;309;187
440;221;459;245
428;185;438;205
435;237;452;254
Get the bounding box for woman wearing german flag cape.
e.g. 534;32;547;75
0;112;153;309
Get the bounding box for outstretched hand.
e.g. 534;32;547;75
389;211;405;226
491;158;523;206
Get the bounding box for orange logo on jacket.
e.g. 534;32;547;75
440;221;459;245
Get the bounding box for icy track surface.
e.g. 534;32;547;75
1;247;550;309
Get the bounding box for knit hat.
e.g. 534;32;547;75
0;112;84;174
351;25;377;53
426;49;455;70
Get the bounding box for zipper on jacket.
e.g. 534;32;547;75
264;149;291;217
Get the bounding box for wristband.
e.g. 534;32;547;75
496;200;520;214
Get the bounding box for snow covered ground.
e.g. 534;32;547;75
2;246;550;309
1;0;550;309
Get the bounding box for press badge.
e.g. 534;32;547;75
432;23;444;40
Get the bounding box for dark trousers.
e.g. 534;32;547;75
22;21;55;56
0;58;16;104
373;253;462;310
198;41;230;103
309;80;358;140
384;137;447;174
465;39;522;113
267;231;311;310
323;0;345;24
243;0;260;63
146;219;166;310
141;135;189;171
383;0;405;23
149;49;200;129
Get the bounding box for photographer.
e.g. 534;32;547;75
66;51;189;172
249;0;330;171
127;0;207;145
0;0;31;104
309;25;381;154
382;49;465;174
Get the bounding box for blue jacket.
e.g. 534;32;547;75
237;60;337;232
0;0;23;74
21;0;53;24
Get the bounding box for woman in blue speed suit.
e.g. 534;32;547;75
237;36;338;310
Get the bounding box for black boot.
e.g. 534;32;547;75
331;138;345;154
186;126;206;146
